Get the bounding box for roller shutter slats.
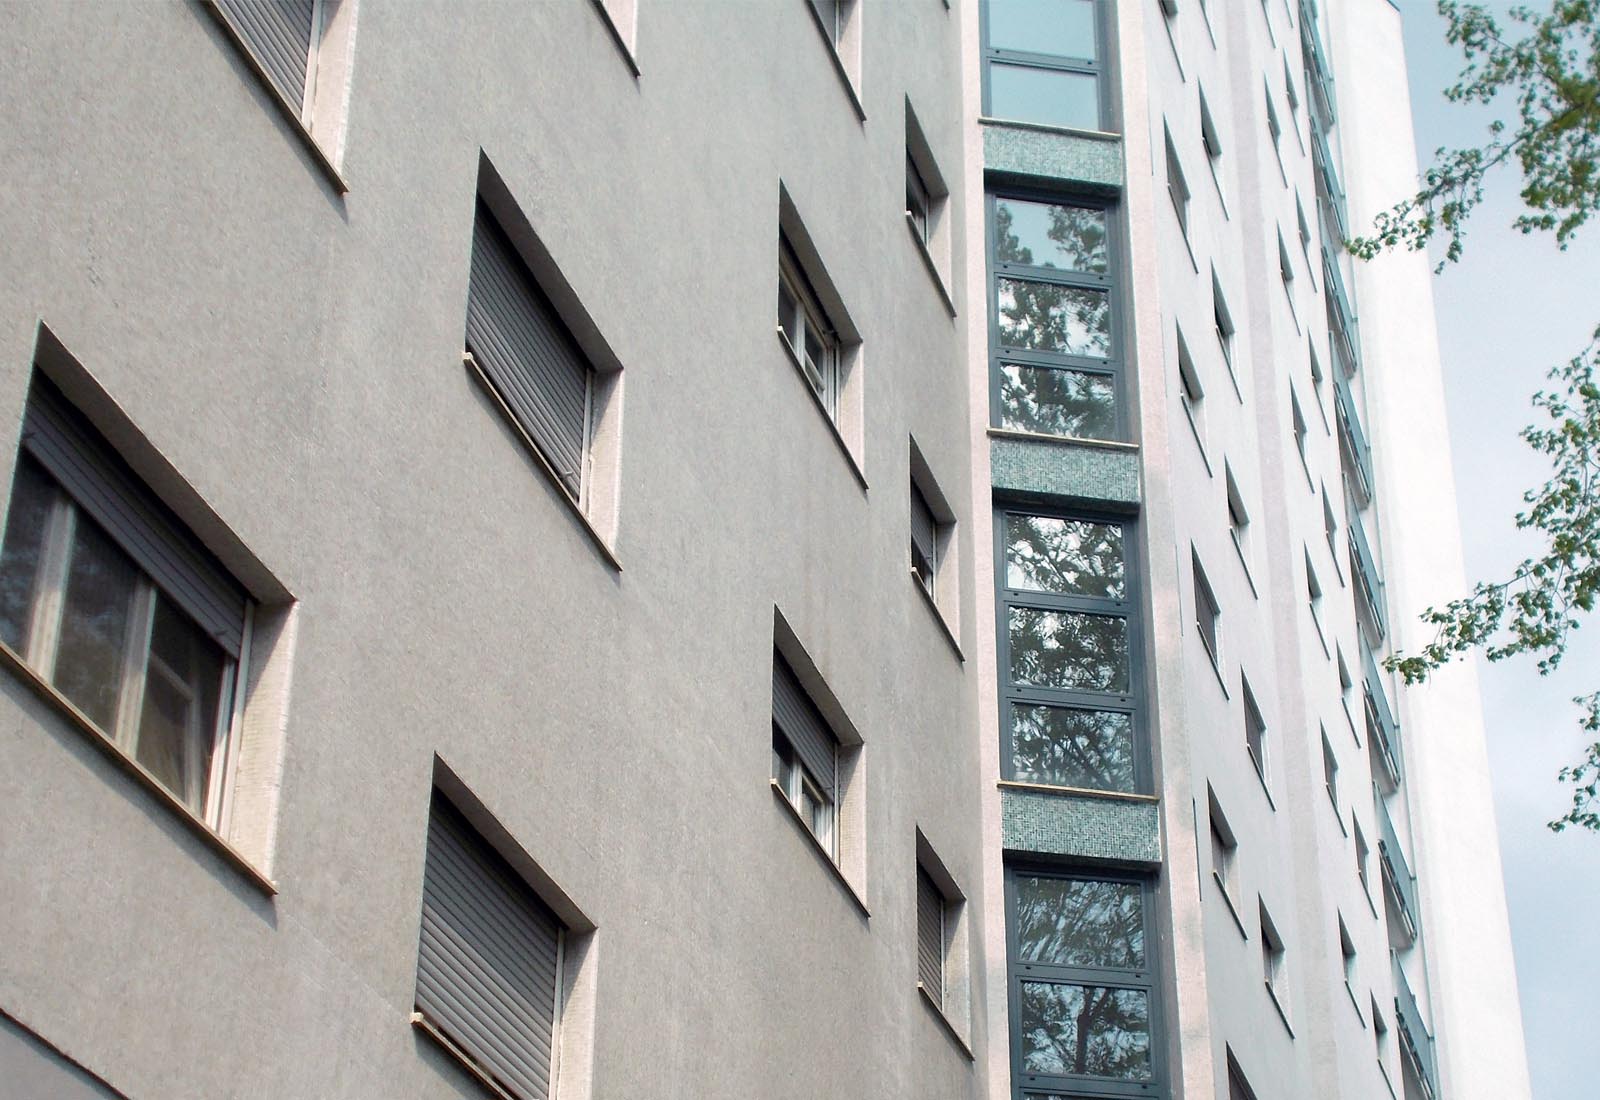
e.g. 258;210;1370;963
917;867;944;1005
417;797;562;1100
772;654;838;799
213;0;315;112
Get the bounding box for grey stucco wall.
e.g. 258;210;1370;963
0;3;988;1098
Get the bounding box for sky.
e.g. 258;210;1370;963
1391;2;1600;1096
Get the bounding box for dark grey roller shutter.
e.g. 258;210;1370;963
466;204;593;500
417;795;562;1100
771;654;837;799
20;378;248;658
213;0;316;113
910;483;937;573
917;867;944;1005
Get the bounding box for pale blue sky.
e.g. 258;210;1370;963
1393;2;1600;1096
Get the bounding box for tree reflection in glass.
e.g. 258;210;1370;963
995;199;1108;274
997;278;1111;359
1000;364;1116;439
1011;703;1135;791
1005;515;1126;600
1014;875;1144;967
1009;608;1128;692
1019;981;1152;1081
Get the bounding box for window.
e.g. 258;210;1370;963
1177;326;1206;454
1373;995;1391;1064
1165;127;1190;239
983;0;1109;132
1296;194;1313;258
1354;817;1371;895
772;652;839;856
1265;83;1283;160
1278;231;1296;306
1309;340;1327;415
778;239;842;419
415;792;566;1100
1291;390;1309;473
1199;88;1223;193
1242;675;1267;783
1339;916;1358;992
776;190;864;465
810;0;852;46
806;0;862;90
1227;1052;1259;1100
1284;56;1301;119
1210;792;1239;912
999;508;1142;793
917;864;947;1005
905;99;954;296
1193;551;1220;669
1260;902;1288;1013
206;0;354;171
1225;465;1250;573
910;479;941;598
1307;552;1325;644
1322;486;1339;561
1337;646;1357;735
592;0;639;65
0;375;251;826
1006;869;1159;1091
466;188;622;532
990;192;1124;441
1322;728;1340;810
1212;272;1236;387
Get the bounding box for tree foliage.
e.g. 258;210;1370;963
1348;2;1600;831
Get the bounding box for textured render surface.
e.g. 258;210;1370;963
1000;789;1161;865
0;4;987;1099
981;121;1123;191
989;436;1140;509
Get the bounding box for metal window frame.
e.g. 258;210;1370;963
1003;865;1165;1098
777;239;842;420
995;505;1148;795
980;0;1113;132
986;189;1128;443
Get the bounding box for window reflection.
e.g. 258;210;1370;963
1010;703;1135;791
1019;980;1152;1081
1014;876;1145;968
1009;608;1130;693
997;278;1111;359
995;199;1108;274
1000;365;1116;439
1005;515;1126;600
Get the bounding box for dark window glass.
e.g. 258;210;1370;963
1018;981;1152;1080
0;458;55;651
53;512;140;731
1008;608;1130;693
1014;875;1144;968
1009;703;1136;791
1004;515;1126;599
996;278;1111;358
999;365;1116;439
994;199;1109;274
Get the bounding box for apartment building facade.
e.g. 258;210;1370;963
0;2;1530;1100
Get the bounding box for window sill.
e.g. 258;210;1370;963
1209;162;1230;222
201;0;349;196
1230;534;1259;600
998;779;1157;805
589;0;640;76
985;427;1138;454
463;352;623;572
1212;871;1248;940
916;983;974;1061
1199;639;1229;699
911;569;963;662
906;216;956;318
412;1012;520;1100
1378;1057;1398;1100
1361;878;1381;922
1265;981;1296;1038
1345;980;1366;1027
775;333;868;492
803;5;865;123
1181;404;1212;477
0;638;277;896
769;779;870;919
977;116;1121;143
1328;787;1349;836
1171;202;1198;276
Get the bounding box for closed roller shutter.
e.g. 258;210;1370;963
466;204;593;501
771;654;837;799
213;0;316;114
911;482;937;576
417;795;563;1100
19;377;249;658
917;866;944;1005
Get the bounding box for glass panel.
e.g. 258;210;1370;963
997;278;1111;359
0;458;56;653
987;0;1097;61
995;199;1108;274
989;64;1099;132
53;511;140;731
1010;703;1135;792
1008;608;1129;693
1014;875;1145;968
136;594;225;812
1000;365;1116;439
1005;515;1126;599
1019;980;1152;1081
778;278;800;350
